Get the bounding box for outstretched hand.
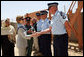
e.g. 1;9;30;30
31;32;41;37
27;29;32;33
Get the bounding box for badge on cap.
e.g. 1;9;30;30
36;13;40;16
25;17;31;21
40;10;48;15
48;2;59;10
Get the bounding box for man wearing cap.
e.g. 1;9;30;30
24;17;33;56
36;13;43;32
35;2;71;56
33;13;43;55
37;10;52;56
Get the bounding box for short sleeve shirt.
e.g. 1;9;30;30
41;18;50;31
50;10;68;35
37;19;43;32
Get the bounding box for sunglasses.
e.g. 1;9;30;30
21;19;24;20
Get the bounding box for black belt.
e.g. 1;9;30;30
37;31;41;32
53;33;68;37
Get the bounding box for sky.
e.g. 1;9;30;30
1;1;83;22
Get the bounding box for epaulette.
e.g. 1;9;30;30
60;11;66;19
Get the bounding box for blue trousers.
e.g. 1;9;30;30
38;34;52;56
53;33;68;56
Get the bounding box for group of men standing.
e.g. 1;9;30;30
32;2;71;56
36;10;52;56
1;2;71;56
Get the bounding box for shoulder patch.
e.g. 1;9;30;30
49;21;51;24
60;11;66;19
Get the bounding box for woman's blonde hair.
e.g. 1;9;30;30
16;16;23;23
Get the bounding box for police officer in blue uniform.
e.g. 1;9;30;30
48;2;69;56
35;2;71;56
32;13;42;56
36;13;43;32
37;10;52;56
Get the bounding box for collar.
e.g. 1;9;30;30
37;19;42;23
18;23;24;27
42;18;48;22
45;18;48;21
54;10;59;16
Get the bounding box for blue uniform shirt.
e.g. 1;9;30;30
37;19;43;32
41;18;50;34
50;10;68;35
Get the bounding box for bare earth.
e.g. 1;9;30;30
14;43;83;56
1;35;83;56
1;43;83;56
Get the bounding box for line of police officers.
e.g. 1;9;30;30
36;11;52;56
1;2;70;56
34;2;71;56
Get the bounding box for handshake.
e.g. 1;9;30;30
27;29;41;37
31;32;41;37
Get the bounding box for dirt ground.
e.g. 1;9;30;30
1;43;83;56
14;43;83;56
1;35;83;56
